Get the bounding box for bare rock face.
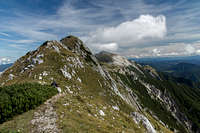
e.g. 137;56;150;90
112;55;132;67
143;65;160;79
131;112;156;133
95;51;132;67
140;81;192;131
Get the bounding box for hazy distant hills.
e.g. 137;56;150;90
0;63;12;72
133;57;200;87
131;55;200;65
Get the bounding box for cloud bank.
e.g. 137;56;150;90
98;42;118;51
0;57;11;65
126;41;200;58
87;15;167;51
185;45;195;54
1;0;200;60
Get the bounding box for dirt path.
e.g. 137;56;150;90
30;94;64;133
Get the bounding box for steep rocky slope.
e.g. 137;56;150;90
0;36;197;133
95;52;194;133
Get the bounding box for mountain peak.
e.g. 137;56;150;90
60;35;91;55
98;51;116;56
95;51;132;66
95;51;114;63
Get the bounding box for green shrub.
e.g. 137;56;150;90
0;83;58;124
0;129;20;133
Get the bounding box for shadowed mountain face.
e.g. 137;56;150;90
135;58;200;88
95;51;116;63
0;36;199;133
166;63;200;86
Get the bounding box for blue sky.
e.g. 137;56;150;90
0;0;200;64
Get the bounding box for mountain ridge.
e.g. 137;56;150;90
0;35;199;133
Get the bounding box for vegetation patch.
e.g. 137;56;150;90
115;72;186;132
0;83;58;124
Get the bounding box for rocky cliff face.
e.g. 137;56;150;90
0;36;196;133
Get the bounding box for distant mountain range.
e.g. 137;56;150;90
131;55;200;65
132;57;200;88
0;63;12;72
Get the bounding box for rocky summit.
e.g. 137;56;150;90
0;36;199;133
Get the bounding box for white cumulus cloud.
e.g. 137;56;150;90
87;14;167;51
126;41;200;58
152;48;161;56
98;42;118;51
185;45;195;54
196;49;200;53
0;57;11;64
